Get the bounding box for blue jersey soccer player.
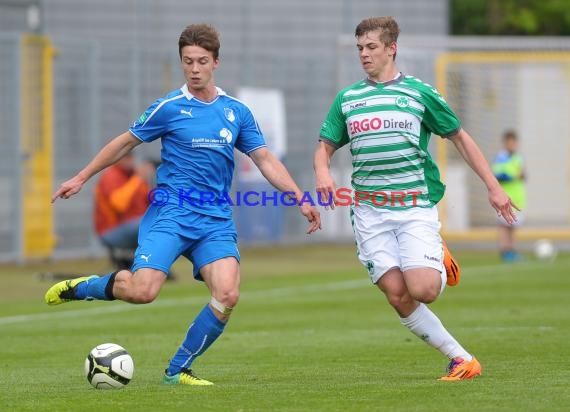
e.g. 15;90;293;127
45;24;321;386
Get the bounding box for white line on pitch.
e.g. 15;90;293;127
0;259;563;327
0;279;367;326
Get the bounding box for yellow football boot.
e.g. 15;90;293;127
44;275;97;305
163;368;214;386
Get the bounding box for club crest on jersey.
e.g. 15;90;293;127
395;96;409;108
224;108;235;122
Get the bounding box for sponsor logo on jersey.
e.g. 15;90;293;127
134;112;147;127
219;128;233;143
180;108;193;117
191;134;232;148
349;101;367;110
224;108;235;122
348;117;413;134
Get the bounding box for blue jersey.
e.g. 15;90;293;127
129;84;266;218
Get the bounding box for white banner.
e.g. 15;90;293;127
236;87;287;182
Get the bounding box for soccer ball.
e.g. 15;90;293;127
84;343;134;389
534;239;556;261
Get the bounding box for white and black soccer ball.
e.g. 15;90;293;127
534;239;557;261
84;343;134;389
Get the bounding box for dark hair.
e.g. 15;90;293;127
178;24;220;59
503;129;518;141
355;16;400;46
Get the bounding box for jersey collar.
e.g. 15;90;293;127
180;84;227;101
365;72;404;87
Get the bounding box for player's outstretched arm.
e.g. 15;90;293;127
249;148;321;234
313;141;338;210
52;132;141;203
449;128;518;224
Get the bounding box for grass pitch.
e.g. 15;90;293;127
0;244;569;411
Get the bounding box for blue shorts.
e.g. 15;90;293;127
131;203;240;280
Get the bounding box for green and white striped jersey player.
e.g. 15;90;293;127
319;74;460;210
314;16;517;382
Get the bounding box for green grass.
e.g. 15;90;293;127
0;244;569;411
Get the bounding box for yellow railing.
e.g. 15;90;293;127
20;34;56;258
436;51;570;241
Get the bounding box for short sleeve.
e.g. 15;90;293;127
421;86;461;138
234;105;267;154
319;91;350;148
129;99;169;143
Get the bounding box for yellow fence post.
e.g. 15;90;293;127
20;34;56;259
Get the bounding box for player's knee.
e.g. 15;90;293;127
210;291;239;318
124;268;166;304
409;285;439;304
132;291;157;304
418;292;438;304
385;290;413;311
217;289;239;308
130;284;160;304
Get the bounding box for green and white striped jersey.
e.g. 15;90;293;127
319;74;461;209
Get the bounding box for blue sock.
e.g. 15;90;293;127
74;272;117;300
166;304;226;376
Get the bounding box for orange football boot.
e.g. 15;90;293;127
442;239;461;286
439;357;482;381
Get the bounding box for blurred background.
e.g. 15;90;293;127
1;0;570;263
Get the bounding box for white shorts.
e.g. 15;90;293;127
351;205;445;287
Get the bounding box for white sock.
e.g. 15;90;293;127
400;303;472;361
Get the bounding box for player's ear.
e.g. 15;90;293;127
388;42;397;58
213;57;220;69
